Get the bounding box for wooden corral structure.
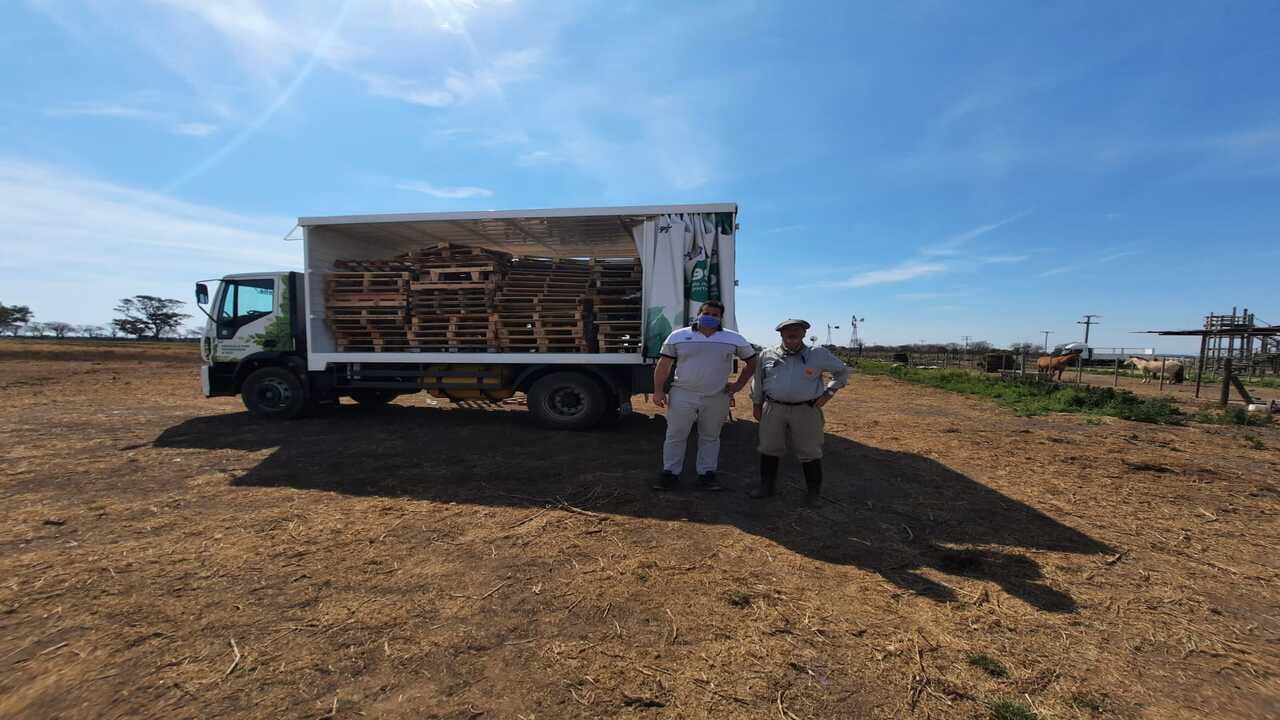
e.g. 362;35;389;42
1141;308;1280;399
1201;308;1278;376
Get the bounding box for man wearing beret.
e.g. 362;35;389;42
749;319;850;504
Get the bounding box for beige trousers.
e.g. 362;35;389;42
757;401;825;461
662;387;731;474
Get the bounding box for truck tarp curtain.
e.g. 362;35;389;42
633;212;736;357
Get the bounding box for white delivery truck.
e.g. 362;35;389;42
195;204;739;430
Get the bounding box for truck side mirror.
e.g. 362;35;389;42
196;283;209;305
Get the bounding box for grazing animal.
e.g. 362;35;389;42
1126;357;1185;384
1037;353;1076;381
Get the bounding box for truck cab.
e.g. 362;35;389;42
197;272;307;404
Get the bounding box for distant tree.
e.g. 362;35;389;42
0;303;34;336
26;322;48;337
111;318;151;339
80;325;106;338
970;340;993;352
183;327;204;339
46;321;74;338
114;296;190;340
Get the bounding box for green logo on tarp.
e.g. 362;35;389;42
687;260;710;303
644;306;674;357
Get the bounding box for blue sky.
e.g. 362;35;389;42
2;1;1276;352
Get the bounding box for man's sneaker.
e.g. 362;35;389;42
652;471;679;491
697;472;725;491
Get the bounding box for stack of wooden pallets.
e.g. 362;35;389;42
325;242;646;354
407;243;509;352
590;258;643;353
495;257;591;352
325;271;412;351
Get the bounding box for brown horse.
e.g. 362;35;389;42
1037;353;1076;381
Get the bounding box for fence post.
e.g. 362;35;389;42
1220;357;1232;406
1159;358;1166;391
1114;357;1120;387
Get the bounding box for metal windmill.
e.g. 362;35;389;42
849;314;865;347
825;323;841;346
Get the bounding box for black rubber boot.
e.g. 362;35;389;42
751;454;780;498
697;472;724;491
652;471;679;491
801;460;823;506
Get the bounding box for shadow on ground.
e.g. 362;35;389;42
154;403;1111;612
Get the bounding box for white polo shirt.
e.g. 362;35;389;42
660;327;757;396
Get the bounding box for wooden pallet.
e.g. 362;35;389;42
593;305;641;322
334;258;415;272
334;331;412;352
327;272;411;290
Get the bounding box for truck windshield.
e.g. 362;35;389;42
219;279;274;321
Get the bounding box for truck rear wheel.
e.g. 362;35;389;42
242;367;308;419
527;372;608;430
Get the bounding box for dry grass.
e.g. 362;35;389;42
1;339;1277;718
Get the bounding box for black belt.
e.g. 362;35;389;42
766;395;821;407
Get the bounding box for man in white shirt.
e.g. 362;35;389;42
652;301;758;491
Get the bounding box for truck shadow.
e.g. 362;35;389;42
153;404;1111;613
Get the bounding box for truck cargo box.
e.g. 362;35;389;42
299;204;738;372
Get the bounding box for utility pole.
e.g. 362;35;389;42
1077;315;1101;345
1041;330;1053;351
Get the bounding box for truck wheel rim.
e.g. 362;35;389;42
255;378;293;409
546;386;585;417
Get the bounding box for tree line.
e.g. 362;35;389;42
0;296;196;340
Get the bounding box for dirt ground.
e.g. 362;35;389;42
2;339;1277;719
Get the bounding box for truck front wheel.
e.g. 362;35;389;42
527;372;608;430
241;367;308;419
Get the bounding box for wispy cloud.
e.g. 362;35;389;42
824;213;1030;288
833;261;950;288
896;291;971;301
0;157;297;324
517;150;559;166
363;73;457;107
47;100;218;138
1039;264;1085;277
1099;250;1139;263
758;224;813;235
46;102;159;120
173;122;219;137
922;210;1031;256
395;181;493;199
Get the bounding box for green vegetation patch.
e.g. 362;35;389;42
967;653;1009;678
852;360;1184;424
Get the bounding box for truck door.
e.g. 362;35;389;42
211;275;294;362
